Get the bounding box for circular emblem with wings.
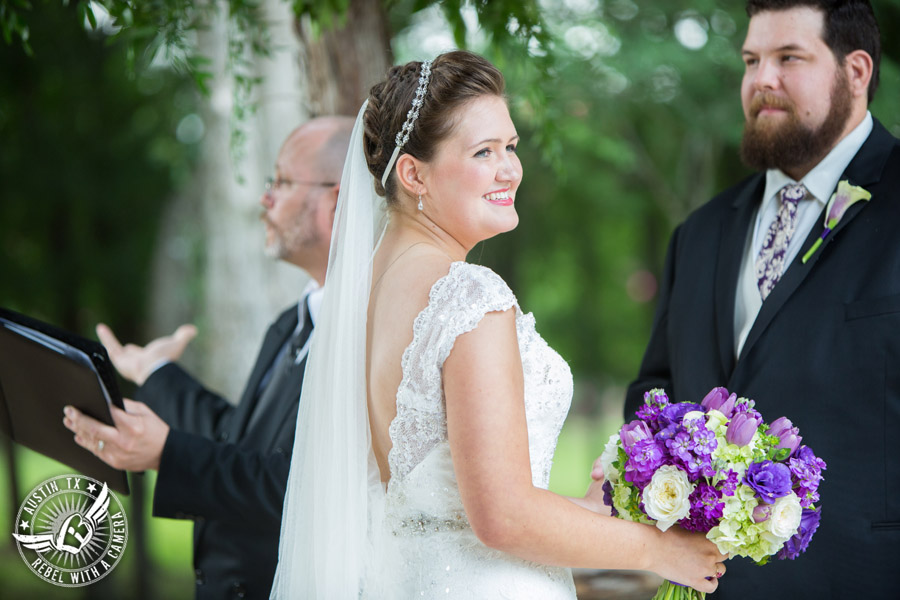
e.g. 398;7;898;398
11;475;128;587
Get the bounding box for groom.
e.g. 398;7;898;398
625;1;899;597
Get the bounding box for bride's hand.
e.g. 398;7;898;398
581;455;611;514
565;455;612;514
590;454;605;484
648;526;727;594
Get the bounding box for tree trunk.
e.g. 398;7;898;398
148;0;392;399
296;0;393;115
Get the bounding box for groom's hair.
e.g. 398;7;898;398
746;0;881;101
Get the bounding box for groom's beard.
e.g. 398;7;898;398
740;69;852;173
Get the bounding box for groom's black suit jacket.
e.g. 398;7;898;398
626;120;900;598
136;304;304;600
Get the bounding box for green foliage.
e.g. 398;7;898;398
0;0;197;342
0;0;33;54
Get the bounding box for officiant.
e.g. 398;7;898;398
625;1;899;597
63;116;353;599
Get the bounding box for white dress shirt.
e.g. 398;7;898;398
733;112;873;358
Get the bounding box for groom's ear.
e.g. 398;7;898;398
395;153;427;198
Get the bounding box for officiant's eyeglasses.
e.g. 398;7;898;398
265;176;337;194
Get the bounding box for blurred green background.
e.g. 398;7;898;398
2;0;900;597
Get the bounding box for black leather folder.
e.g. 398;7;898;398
0;307;130;494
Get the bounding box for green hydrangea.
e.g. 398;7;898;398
705;484;783;564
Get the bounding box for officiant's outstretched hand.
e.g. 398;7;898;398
96;322;197;386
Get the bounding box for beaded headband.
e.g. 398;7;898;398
380;59;433;190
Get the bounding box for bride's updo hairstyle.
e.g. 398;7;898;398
364;50;505;205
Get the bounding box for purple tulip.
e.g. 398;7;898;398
769;416;802;456
701;387;737;417
725;411;761;447
752;503;773;523
621;420;653;448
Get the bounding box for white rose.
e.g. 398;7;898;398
764;493;802;542
642;465;694;531
600;433;621;483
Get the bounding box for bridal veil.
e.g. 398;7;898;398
270;101;393;598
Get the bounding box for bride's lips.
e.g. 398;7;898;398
483;188;513;206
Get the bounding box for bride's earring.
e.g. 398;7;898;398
417;193;424;211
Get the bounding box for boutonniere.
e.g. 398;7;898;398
801;180;871;264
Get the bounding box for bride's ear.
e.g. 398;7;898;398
395;154;427;198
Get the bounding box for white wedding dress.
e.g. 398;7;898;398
375;261;577;599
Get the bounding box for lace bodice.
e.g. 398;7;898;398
377;262;576;599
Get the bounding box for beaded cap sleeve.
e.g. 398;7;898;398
388;261;517;480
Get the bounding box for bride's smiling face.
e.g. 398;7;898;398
419;95;522;249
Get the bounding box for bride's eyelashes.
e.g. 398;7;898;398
473;144;518;158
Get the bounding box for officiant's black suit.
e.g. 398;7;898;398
136;303;304;600
625;121;900;598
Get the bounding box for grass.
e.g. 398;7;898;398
1;412;625;598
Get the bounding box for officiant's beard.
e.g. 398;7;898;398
263;206;321;263
740;70;852;173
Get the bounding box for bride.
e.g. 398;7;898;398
270;50;725;598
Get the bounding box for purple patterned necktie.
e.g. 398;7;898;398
755;183;807;301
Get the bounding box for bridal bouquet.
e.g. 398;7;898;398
601;388;825;600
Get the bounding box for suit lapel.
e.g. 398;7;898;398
230;305;299;438
715;175;764;378
738;120;894;363
245;353;308;448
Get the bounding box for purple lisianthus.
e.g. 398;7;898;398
701;387;737;418
623;439;664;487
661;402;703;426
769;416;802;456
744;460;793;504
789;446;827;507
681;482;724;532
725;411;762;446
654;422;679;444
777;507;821;560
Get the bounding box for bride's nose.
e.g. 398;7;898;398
497;155;522;185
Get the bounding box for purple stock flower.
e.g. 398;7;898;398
636;389;669;432
624;439;665;487
621;420;653;448
685;453;715;478
701;387;737;418
666;431;695;464
691;426;717;456
789;446;827;507
726;411;762;446
777;507;822;560
602;480;618;517
770;416;802;456
645;389;670;408
681;482;724;532
744;460;793;504
719;469;740;496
